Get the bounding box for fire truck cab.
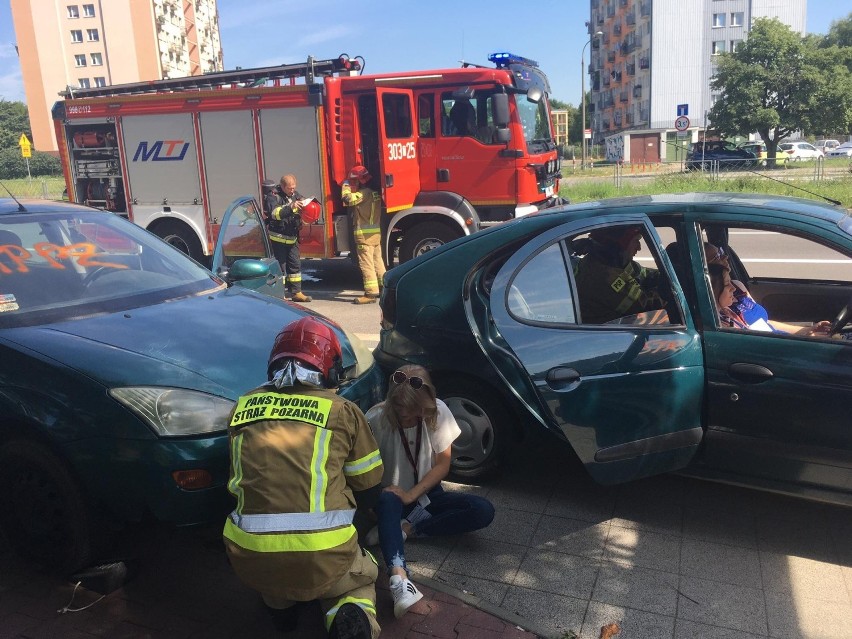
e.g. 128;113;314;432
53;53;562;266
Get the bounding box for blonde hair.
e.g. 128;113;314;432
381;364;438;432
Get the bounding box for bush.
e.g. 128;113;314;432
0;148;62;179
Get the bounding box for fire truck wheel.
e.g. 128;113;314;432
153;221;204;264
0;440;95;574
398;222;460;264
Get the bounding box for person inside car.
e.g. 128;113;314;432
705;245;830;336
575;226;667;324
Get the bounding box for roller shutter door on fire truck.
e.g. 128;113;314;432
259;108;324;209
121;114;202;206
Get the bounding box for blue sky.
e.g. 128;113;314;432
0;1;846;107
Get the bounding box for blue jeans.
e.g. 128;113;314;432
376;484;494;575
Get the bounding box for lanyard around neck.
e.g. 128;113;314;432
396;418;423;482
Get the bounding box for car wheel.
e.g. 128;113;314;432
0;440;94;573
152;220;205;264
398;222;460;264
437;379;508;481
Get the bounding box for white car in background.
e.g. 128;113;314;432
816;139;840;154
825;142;852;159
778;141;824;161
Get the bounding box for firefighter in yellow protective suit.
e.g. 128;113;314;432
574;225;666;324
341;165;384;305
223;316;384;639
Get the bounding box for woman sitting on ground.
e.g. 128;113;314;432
364;365;495;618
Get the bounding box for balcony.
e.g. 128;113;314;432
633;84;642;97
613;22;622;35
619;91;628;102
640;1;651;17
639;56;650;69
603;75;611;87
603;95;614;107
626;112;634;124
626;11;636;25
626;62;636;75
614;112;622;126
607;50;616;62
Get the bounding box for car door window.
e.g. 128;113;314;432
701;223;852;338
505;225;679;327
220;201;267;266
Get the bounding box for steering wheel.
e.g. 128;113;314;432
829;295;852;335
81;266;112;288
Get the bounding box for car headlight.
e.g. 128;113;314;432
110;387;233;436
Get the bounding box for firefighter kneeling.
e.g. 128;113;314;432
223;317;384;638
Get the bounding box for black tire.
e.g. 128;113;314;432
0;440;94;573
152;220;204;264
398;222;460;264
436;379;508;481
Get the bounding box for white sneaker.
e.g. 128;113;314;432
363;522;407;547
389;574;423;618
363;526;379;546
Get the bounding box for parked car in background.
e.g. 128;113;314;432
779;141;823;161
816;139;840;154
685;140;756;170
0;197;384;573
376;193;852;507
825;142;852;159
738;142;787;167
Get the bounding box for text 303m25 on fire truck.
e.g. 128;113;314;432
53;53;563;265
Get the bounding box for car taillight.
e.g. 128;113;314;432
172;469;213;490
381;287;396;329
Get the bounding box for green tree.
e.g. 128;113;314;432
824;12;852;49
0;100;31;151
550;98;571;110
568;93;590;145
709;18;852;167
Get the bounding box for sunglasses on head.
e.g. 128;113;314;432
392;370;424;389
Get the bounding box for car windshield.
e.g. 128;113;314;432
516;95;554;154
0;210;222;327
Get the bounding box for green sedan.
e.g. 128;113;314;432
376;193;852;506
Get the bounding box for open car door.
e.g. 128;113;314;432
484;216;705;484
211;196;286;300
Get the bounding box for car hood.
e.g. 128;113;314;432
2;287;322;399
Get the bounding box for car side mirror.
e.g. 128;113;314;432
492;93;509;127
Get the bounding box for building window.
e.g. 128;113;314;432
712;13;726;27
83;4;95;17
74;54;86;67
712;40;727;55
87;28;99;41
71;30;83;43
90;52;103;65
711;93;720;106
94;77;106;87
67;5;79;18
78;78;91;88
731;12;744;27
730;39;742;52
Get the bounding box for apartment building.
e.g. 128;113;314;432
587;0;806;163
11;0;224;152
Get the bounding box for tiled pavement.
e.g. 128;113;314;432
2;432;851;639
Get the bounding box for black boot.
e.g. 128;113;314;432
328;603;371;639
264;602;301;633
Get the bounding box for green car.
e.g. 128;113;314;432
0;196;384;573
376;193;852;506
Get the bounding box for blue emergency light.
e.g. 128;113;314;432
488;52;539;68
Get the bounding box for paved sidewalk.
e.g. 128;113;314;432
2;432;850;638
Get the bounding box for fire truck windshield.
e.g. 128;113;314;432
517;96;554;154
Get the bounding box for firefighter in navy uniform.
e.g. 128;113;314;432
341;166;384;305
268;174;312;303
223;317;384;639
574;225;666;324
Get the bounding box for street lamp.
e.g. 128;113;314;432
581;30;604;169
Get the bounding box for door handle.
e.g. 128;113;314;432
384;174;394;188
546;367;581;390
728;362;774;383
437;168;450;182
267;274;278;286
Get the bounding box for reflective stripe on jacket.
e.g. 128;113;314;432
223;384;383;601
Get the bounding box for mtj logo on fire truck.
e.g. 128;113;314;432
132;140;191;162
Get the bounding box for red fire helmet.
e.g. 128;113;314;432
301;199;321;224
347;165;371;184
267;317;342;380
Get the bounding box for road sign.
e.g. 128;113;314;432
674;116;690;132
677;104;689;116
19;133;32;158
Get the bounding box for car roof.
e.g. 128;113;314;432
0;197;96;216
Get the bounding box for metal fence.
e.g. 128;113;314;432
0;178;66;201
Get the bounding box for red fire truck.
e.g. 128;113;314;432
52;53;562;265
